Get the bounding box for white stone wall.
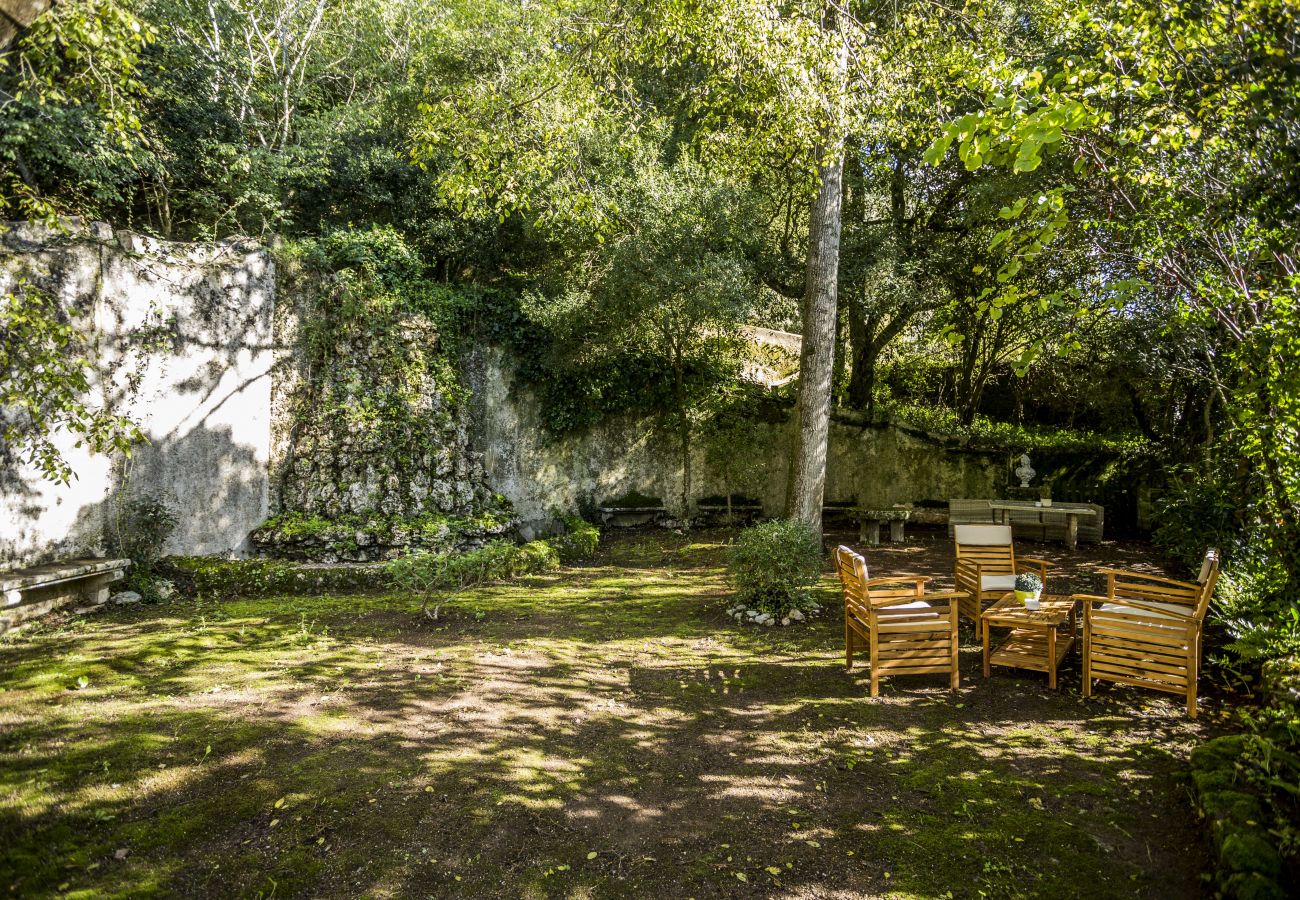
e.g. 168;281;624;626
0;222;275;565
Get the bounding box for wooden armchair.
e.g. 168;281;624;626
1081;549;1220;718
952;525;1050;623
833;546;964;697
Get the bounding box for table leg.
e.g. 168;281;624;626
1065;513;1079;550
1047;625;1058;689
861;520;880;547
982;619;991;678
1069;603;1078;656
889;519;905;543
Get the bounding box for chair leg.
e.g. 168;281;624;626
869;628;880;697
845;615;854;670
949;607;960;690
1082;615;1092;698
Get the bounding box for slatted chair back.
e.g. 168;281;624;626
1193;549;1221;620
953;524;1017;574
834;545;870;623
1105;548;1219;621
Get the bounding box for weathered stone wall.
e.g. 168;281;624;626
0;222;274;565
270;310;489;519
464;347;1007;529
255;254;513;562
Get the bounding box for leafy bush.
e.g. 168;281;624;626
1214;536;1300;666
107;494;179;601
550;514;600;562
728;519;825;617
881;400;1151;454
1153;467;1239;570
385;539;560;618
160;557;384;598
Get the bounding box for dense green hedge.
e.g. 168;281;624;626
160;557;386;598
161;517;600;601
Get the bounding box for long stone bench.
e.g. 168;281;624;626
1;557;130;635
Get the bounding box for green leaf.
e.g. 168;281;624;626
923;134;953;166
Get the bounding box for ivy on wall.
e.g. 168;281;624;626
271;226;510;531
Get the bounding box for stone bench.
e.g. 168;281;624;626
598;506;666;527
856;508;912;546
1;557;130;634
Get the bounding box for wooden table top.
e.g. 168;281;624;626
982;593;1078;627
987;501;1097;516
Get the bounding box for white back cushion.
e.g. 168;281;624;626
954;524;1013;546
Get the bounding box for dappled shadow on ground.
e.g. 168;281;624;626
0;529;1214;899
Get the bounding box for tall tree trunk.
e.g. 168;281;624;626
847;340;878;414
847;299;871;410
672;347;691;520
789;146;846;532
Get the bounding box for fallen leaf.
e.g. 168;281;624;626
587;851;597;860
114;848;129;860
735;873;748;882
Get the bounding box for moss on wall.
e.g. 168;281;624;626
266;229;514;558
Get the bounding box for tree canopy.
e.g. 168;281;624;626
1;0;1296;652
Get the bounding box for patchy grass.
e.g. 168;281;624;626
0;529;1213;898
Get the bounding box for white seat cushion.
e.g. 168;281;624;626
1099;600;1192;621
879;600;940;618
980;574;1018;592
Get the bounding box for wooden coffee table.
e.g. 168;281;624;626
981;594;1079;688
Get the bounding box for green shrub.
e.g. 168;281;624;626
1153;467;1239;569
384;539;560;618
107;494;179;601
551;514;600;562
728;519;824;617
159;557;384;598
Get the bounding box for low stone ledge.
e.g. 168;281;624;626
0;557;129;635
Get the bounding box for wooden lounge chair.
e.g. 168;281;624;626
833;545;963;697
952;524;1050;623
1081;549;1220;718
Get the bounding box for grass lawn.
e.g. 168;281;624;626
0;529;1216;898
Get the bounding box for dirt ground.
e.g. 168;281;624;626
0;527;1221;898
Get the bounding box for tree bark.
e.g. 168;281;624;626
789;145;846;532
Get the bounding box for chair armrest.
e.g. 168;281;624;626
1096;568;1197;590
863;574;931;589
918;591;969;606
1016;558;1050;573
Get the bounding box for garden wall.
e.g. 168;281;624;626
0;222;274;565
465;348;1008;528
